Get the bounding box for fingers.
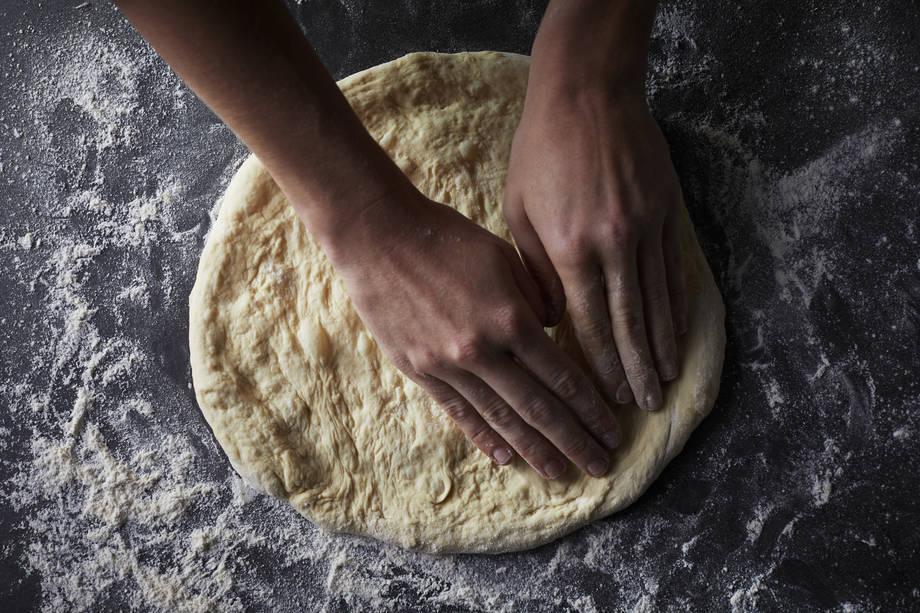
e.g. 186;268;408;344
503;201;566;326
604;248;662;411
470;356;613;478
512;328;622;450
440;368;570;479
409;372;514;466
638;235;679;385
557;265;632;405
410;294;620;480
663;211;688;337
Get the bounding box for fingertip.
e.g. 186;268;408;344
493;447;513;465
542;458;565;480
586;457;610;478
643;383;663;411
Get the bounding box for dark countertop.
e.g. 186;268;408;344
1;1;917;611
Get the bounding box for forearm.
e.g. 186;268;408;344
115;0;408;244
532;0;657;94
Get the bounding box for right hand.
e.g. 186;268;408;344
319;185;622;480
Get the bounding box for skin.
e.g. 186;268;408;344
505;0;688;412
115;0;684;480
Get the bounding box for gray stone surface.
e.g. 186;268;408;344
1;1;917;611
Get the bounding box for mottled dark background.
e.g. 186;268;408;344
1;1;918;611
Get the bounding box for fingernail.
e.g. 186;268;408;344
543;459;565;480
644;384;662;411
493;448;512;465
601;429;621;449
587;458;609;477
661;362;679;382
616;382;633;404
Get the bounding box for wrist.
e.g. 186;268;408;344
268;118;414;253
295;173;423;267
521;64;649;127
531;0;656;96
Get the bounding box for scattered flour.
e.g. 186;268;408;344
6;8;674;612
745;504;771;542
729;572;766;613
17;232;35;250
810;472;833;507
0;2;914;612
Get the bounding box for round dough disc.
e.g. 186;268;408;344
189;51;725;553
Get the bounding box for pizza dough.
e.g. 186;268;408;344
189;51;725;553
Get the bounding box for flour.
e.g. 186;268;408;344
2;9;256;611
1;0;916;611
729;572;765;613
810;472;833;507
17;232;35;250
648;4;713;96
745;504;771;542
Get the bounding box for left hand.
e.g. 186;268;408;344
503;84;688;411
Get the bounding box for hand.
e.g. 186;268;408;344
503;86;688;411
319;185;622;479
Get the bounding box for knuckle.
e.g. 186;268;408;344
561;433;590;458
550;368;582;402
613;306;645;338
480;398;515;429
514;438;550;464
447;335;488;367
408;349;441;374
581;316;611;341
439;399;467;421
520;393;555;426
595;356;623;383
595;348;623;379
389;353;413;373
558;245;593;270
583;404;612;433
597;218;635;248
547;232;591;268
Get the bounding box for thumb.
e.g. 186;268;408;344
504;201;566;327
